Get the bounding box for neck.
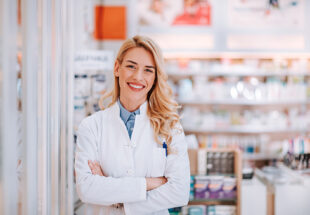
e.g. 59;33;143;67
119;96;146;112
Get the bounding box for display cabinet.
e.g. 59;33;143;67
187;148;242;215
256;163;310;215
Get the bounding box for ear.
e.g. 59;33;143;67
114;61;120;77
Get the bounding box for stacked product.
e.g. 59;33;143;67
176;76;308;102
194;176;236;200
284;153;310;170
165;58;310;76
180;205;236;215
181;107;310;131
74;73;107;130
197;151;234;175
193;150;237;200
194;134;284;159
190;176;195;200
283;135;310;170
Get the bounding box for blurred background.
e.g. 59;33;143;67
1;0;310;214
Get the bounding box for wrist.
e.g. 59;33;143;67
146;177;152;191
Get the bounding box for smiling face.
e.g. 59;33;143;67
114;47;156;111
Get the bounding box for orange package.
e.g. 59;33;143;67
94;6;126;40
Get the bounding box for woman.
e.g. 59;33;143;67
75;35;190;215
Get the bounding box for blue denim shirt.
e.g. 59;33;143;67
117;99;140;139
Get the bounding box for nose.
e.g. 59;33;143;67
133;67;143;81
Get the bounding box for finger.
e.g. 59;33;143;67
88;161;96;173
94;165;103;176
91;161;97;168
93;162;101;170
95;165;102;172
88;161;93;169
95;166;102;174
88;160;104;176
92;163;100;174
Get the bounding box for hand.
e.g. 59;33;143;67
88;160;105;176
146;177;167;191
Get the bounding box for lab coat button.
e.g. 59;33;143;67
132;142;136;147
127;169;134;175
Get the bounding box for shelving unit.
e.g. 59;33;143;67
167;70;310;78
183;126;309;135
178;99;310;106
167;55;310;166
188;148;242;215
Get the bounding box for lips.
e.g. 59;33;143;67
127;82;145;91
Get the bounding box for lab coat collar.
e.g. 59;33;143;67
111;100;148;119
117;99;140;124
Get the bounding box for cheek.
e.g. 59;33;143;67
118;78;126;89
146;76;156;92
118;74;127;87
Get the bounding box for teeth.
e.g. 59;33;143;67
129;83;143;89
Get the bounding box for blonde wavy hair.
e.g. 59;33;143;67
99;35;181;149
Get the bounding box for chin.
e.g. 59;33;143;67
130;94;147;102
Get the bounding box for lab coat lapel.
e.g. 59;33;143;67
110;102;132;145
131;102;148;143
109;101;149;145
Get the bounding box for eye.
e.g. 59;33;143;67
145;68;154;73
126;64;136;69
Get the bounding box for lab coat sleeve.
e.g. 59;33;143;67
123;127;190;214
75;116;147;205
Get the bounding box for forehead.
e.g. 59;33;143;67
123;47;155;66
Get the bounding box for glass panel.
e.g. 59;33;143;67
21;0;39;213
17;0;23;214
0;0;18;214
0;5;3;213
0;0;74;214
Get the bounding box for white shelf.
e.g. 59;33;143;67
138;26;214;34
167;70;310;77
243;153;282;161
178;99;310;106
183;126;309;134
164;52;310;59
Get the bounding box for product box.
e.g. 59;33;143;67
188;149;198;175
182;205;206;215
94;6;126;40
190;175;195;200
222;177;237;199
194;176;210;199
206;176;224;199
194;176;237;200
207;205;236;215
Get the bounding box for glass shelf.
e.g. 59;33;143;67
189;198;237;205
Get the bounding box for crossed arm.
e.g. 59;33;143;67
88;160;167;191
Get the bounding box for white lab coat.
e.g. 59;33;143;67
75;101;190;215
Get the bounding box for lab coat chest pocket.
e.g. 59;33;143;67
151;148;166;177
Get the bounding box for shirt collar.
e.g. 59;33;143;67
117;99;140;123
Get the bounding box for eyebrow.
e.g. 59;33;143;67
126;60;138;65
145;65;155;69
126;60;155;69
